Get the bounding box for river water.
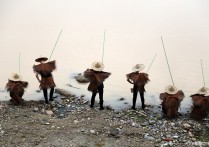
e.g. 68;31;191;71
0;0;209;110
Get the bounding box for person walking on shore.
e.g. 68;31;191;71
84;62;111;110
126;64;149;110
33;57;56;104
5;73;28;105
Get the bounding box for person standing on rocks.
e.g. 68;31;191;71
84;61;111;110
126;64;150;110
160;85;185;119
5;73;28;105
190;87;209;120
33;57;56;104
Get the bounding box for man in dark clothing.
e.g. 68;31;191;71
84;62;111;110
127;64;149;110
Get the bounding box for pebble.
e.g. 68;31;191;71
74;120;79;124
33;107;39;112
90;130;96;134
110;128;119;136
173;135;179;139
132;122;136;127
46;110;54;116
80;129;85;132
183;123;192;130
191;138;196;142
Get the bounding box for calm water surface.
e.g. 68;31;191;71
0;0;209;111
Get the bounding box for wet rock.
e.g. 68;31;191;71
105;105;113;110
55;88;73;97
36;90;41;93
74;75;90;83
118;98;125;101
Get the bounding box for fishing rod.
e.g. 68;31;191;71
161;36;175;85
19;52;20;74
49;29;63;61
200;59;206;87
146;53;157;73
102;29;106;63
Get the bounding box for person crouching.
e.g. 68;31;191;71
160;85;185;119
84;62;111;110
5;73;28;105
190;87;209;120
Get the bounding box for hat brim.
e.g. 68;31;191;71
35;57;48;62
9;76;22;82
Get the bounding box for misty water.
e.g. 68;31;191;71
1;0;209;111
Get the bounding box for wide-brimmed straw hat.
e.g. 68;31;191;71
35;56;48;62
9;73;22;82
132;64;145;72
197;87;209;95
165;85;178;95
91;61;104;71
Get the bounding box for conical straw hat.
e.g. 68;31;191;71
132;64;145;72
165;85;178;95
9;73;22;82
91;61;104;71
197;87;209;95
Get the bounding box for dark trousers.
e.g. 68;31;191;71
132;85;145;109
90;84;104;108
43;87;54;103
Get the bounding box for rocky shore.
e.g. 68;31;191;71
0;88;209;147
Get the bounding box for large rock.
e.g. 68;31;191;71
55;88;73;97
74;74;90;83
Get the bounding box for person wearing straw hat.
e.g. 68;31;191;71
190;87;209;120
84;61;111;110
159;85;185;119
5;73;28;105
33;56;56;104
126;64;150;110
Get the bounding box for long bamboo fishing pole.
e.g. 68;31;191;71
49;29;63;61
161;36;175;85
19;52;20;74
146;53;157;73
102;29;106;63
200;59;206;87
